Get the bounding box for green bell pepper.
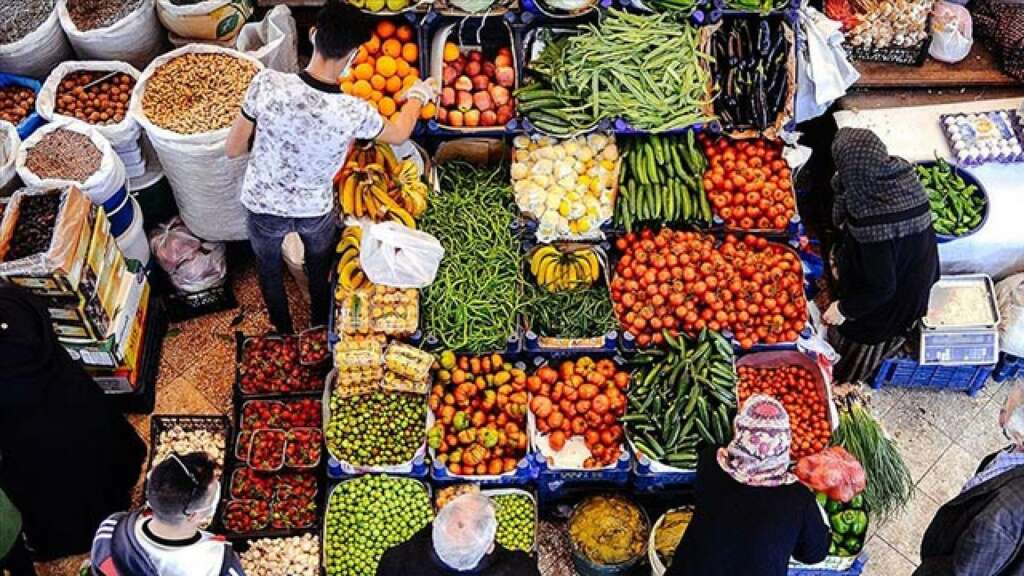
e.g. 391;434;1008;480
830;512;850;535
826;499;843;515
849;494;864;510
829;542;838;556
847;510;868;536
844;536;863;553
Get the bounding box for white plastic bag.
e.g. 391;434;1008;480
236;5;298;73
0;121;19;192
150;217;228;293
15;119;127;207
795;7;860;123
131;44;263;241
36;61;143;151
57;0;163;70
0;7;74;79
360;221;444;288
997;273;1024;357
929;1;973;64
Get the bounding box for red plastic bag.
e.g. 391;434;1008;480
795;446;866;502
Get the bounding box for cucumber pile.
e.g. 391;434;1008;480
614;133;712;231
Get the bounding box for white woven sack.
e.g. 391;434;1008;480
0;8;74;80
36;61;143;151
156;0;252;42
236;5;298;73
0;121;19;191
131;44;264;242
15;119;127;206
57;0;163;70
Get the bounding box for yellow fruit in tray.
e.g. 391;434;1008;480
387;0;410;10
365;0;386;10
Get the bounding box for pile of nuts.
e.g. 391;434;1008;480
23;129;101;181
0;86;36;126
239;534;320;576
0;0;55;45
5;193;60;262
66;0;144;31
152;424;228;471
142;53;259;134
55;71;134;125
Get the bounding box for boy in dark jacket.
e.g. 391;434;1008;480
916;384;1024;576
90;452;244;576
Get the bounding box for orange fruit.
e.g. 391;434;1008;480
376;55;397;78
378;97;397;117
420;102;436;120
395;58;411;77
385;75;403;94
370;74;386;91
401;43;418;63
382;38;402;58
376;20;396;39
352;80;372;99
402;75;417;90
353;46;369;65
443;42;459;62
354;62;374;81
341;80;354;94
396;25;414;42
365;35;381;55
369;90;383;102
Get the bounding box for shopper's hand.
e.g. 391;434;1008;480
823;301;846;326
403;78;440;105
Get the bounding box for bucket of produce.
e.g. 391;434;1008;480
736;350;836;459
625;329;737;472
649;507;693;576
485;488;538;554
237;533;320;576
512;134;619;242
527;356;631;472
323;475;434;576
568;494;650;576
156;0;252;43
57;0;163;69
131;45;262;241
37;62;143;157
429;19;517;132
709;16;795;138
915;159;988;243
0;1;74;80
427;351;534;482
0;74;45;139
818;493;868;562
340;19;431;123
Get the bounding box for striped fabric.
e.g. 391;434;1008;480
827;325;906;384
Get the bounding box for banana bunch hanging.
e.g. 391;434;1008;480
336;143;429;229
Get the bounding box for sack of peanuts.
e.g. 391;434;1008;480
15;119;127;208
36;61;142;154
131;45;263;241
235;5;298;74
0;2;74;80
156;0;253;43
0;121;20;193
57;0;164;71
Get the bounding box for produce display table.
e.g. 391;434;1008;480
834;97;1024;280
853;44;1016;89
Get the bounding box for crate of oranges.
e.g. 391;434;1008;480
341;20;434;123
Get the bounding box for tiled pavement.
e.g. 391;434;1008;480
34;261;1017;575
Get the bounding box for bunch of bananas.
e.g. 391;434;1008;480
336;226;371;296
336;143;428;229
530;245;602;292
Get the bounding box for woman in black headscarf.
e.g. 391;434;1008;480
0;284;146;560
824;127;940;383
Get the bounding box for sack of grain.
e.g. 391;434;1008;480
236;5;298;73
57;0;164;71
131;44;263;241
156;0;253;42
0;3;74;79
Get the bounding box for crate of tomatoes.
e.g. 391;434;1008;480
736;350;836;459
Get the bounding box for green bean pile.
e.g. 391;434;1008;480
523;282;617;340
421;162;524;354
560;11;714;132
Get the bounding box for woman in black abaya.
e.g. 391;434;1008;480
0;285;146;560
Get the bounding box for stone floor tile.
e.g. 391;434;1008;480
917;442;978;504
955;395;1010;461
877;490;940;564
881;402;953;483
863;536;917;576
909;388;988;436
865;385;906;419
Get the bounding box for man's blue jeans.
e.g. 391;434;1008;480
247;210;337;334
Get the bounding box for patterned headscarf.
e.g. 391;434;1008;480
830;127;933;243
717;395;797;487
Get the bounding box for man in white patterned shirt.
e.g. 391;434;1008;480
225;0;436;333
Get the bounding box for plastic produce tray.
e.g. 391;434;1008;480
148;414;232;473
234;332;328;400
219;463;325;540
992;352;1024;383
871;357;993;396
789;553;868;576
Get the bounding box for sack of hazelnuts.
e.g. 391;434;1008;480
37;61;142;149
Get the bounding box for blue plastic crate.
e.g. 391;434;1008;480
871;357;993;396
327;453;430;480
789;553;867;576
535;451;632;500
430;454;539;486
632;453;697;492
0;73;44;139
993;353;1024;383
